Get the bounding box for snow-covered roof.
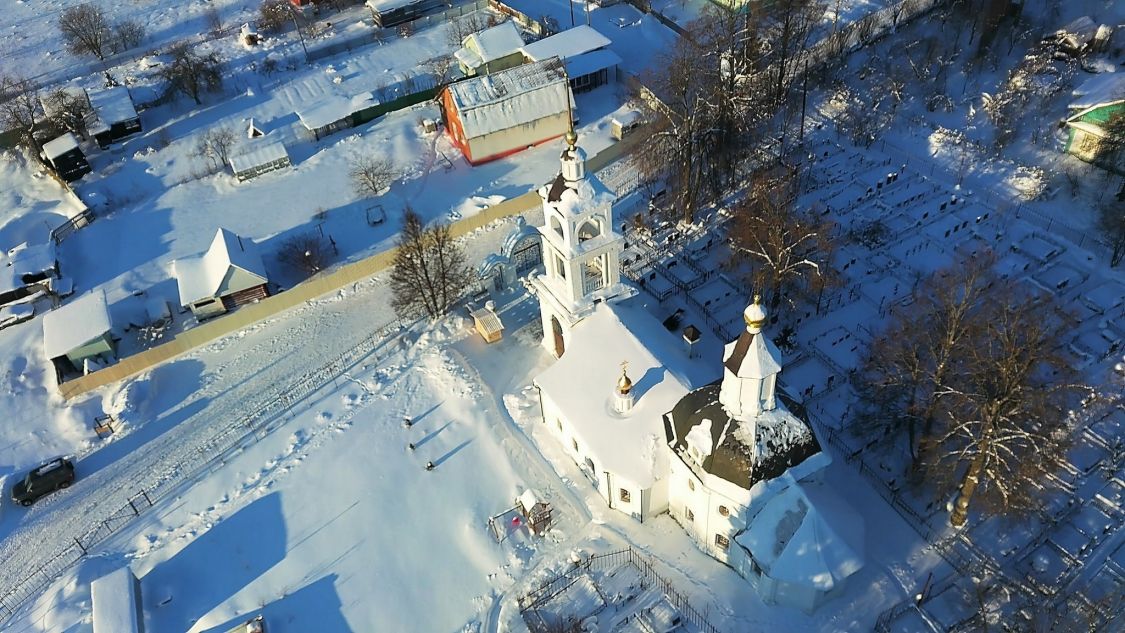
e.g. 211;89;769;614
723;327;782;379
463;21;524;64
229;140;290;174
446;57;571;139
296;92;377;130
518;488;541;510
175;228;268;307
42;289;112;360
736;479;865;592
470;306;504;336
1070;72;1125;110
91;567;141;633
535;302;707;488
365;0;427;13
521;26;612;62
42;133;80;161
563;49;622;79
3;241;57;295
1067;120;1109;137
86;87;138;125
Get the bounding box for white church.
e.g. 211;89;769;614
529;132;866;613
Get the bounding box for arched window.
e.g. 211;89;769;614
549;214;564;239
576;219;602;242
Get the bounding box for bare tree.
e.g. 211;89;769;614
204;7;223;35
258;0;291;34
42;88;93;138
350;155;398;198
0;75;45;159
390;207;469;319
159;42;224;104
938;289;1083;526
726;169;835;314
112;19;146;53
1098;199;1125;267
855;254;997;464
444;12;493;49
277;233;333;275
58;4;114;61
1096;112;1125;175
193;126;237;172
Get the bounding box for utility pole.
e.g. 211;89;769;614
286;2;310;63
569;0;575;27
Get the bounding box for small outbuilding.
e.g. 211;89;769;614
470;302;504;343
520;26;620;94
1;241;59;307
230;140;291;181
85;87;142;148
365;0;446;28
91;566;144;633
296;92;378;141
440;57;573;165
175;228;270;320
42;133;92;182
42;289;115;374
454;21;526;77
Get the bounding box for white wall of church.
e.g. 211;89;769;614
666;455;751;564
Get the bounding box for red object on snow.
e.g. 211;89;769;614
511;516;521;527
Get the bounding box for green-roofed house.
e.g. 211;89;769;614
1064;74;1124;174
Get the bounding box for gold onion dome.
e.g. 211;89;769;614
565;129;578;148
744;294;767;329
617;366;633;395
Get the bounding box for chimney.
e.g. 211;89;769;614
683;325;701;359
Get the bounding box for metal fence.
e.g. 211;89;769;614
519;547;729;633
0;315;413;622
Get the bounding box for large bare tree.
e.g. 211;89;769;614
42;87;92;138
159;42;224;104
726;169;834;314
0;75;45;159
390;208;469;319
58;4;114;61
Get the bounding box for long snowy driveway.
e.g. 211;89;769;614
0;278;406;618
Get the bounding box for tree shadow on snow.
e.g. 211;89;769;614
142;492;288;632
198;574;350;633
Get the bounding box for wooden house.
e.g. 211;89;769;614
516;488;553;535
42;133;92;182
439;57;572;165
85;87;142;148
174;228;270;320
43;289;115;374
454;21;526;77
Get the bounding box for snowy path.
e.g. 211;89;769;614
0;279;407;618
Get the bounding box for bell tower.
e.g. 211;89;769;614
718;296;783;421
530;130;624;358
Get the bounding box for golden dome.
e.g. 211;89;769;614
744;294;767;329
617;364;633;395
565;129;578;148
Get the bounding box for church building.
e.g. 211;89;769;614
528;131;865;612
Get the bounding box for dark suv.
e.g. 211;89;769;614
11;457;76;507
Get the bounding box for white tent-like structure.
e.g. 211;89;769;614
732;479;866;613
174;228;269;320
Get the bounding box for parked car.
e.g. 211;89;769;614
11;457;75;506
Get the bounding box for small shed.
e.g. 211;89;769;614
296;92;378;141
230;141;291;181
365;0;447;29
439;57;573;165
516;488;553;535
42;133;92;182
470;303;504;343
91;566;144;633
42;289;115;373
174;228;270;319
1;241;59;307
454;21;526;77
610;110;641;140
85;87;141;148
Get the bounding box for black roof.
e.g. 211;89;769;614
546;173;568;203
663;382;820;489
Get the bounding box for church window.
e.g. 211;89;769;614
556;419;563;431
549;214;564;239
715;534;729;550
685;508;694;522
576;219;601;242
572;438;579;452
718;505;730;517
619;488;631;503
555;255;566;280
687;478;695;492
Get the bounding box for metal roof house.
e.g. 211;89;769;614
439;57;573;165
174;228;269;320
520;26;620;94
